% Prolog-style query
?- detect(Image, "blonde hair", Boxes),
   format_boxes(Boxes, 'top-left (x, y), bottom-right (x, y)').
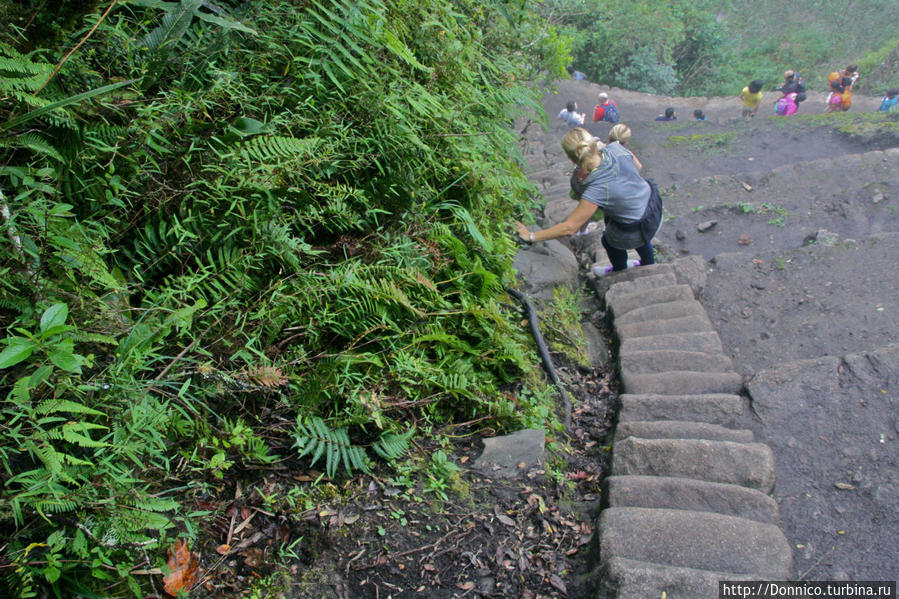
top-left (561, 127), bottom-right (602, 166)
top-left (608, 123), bottom-right (631, 145)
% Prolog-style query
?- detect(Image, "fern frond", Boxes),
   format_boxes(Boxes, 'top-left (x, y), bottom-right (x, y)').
top-left (293, 416), bottom-right (370, 478)
top-left (372, 428), bottom-right (414, 461)
top-left (239, 135), bottom-right (320, 162)
top-left (140, 0), bottom-right (204, 53)
top-left (34, 399), bottom-right (105, 417)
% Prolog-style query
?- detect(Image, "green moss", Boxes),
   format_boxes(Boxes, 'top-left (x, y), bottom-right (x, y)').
top-left (539, 287), bottom-right (590, 369)
top-left (662, 131), bottom-right (738, 153)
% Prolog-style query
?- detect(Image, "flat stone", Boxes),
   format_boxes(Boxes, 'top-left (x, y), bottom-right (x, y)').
top-left (615, 421), bottom-right (754, 443)
top-left (621, 370), bottom-right (743, 395)
top-left (612, 437), bottom-right (776, 492)
top-left (592, 556), bottom-right (755, 599)
top-left (615, 300), bottom-right (707, 326)
top-left (603, 475), bottom-right (779, 524)
top-left (593, 263), bottom-right (676, 297)
top-left (473, 429), bottom-right (544, 479)
top-left (616, 313), bottom-right (713, 339)
top-left (619, 332), bottom-right (723, 354)
top-left (598, 507), bottom-right (792, 577)
top-left (513, 240), bottom-right (578, 300)
top-left (620, 350), bottom-right (733, 374)
top-left (606, 284), bottom-right (695, 318)
top-left (618, 393), bottom-right (744, 426)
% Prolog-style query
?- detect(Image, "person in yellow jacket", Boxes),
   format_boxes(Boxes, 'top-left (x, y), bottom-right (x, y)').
top-left (740, 79), bottom-right (764, 117)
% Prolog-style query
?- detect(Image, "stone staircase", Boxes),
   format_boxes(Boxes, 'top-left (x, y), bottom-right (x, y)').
top-left (587, 264), bottom-right (792, 598)
top-left (515, 79), bottom-right (899, 593)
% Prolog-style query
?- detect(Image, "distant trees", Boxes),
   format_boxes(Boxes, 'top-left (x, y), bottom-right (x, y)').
top-left (555, 0), bottom-right (898, 96)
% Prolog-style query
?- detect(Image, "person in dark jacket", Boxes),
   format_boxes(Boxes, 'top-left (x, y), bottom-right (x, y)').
top-left (655, 107), bottom-right (677, 121)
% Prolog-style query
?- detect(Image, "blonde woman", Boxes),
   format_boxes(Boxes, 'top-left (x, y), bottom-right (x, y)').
top-left (607, 124), bottom-right (642, 172)
top-left (516, 127), bottom-right (662, 274)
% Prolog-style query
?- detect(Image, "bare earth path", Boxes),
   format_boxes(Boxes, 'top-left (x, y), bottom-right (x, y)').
top-left (522, 79), bottom-right (899, 592)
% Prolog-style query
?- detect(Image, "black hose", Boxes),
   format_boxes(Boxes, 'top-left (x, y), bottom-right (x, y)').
top-left (507, 288), bottom-right (572, 432)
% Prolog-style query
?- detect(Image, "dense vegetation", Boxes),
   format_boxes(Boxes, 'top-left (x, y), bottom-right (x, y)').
top-left (559, 0), bottom-right (899, 96)
top-left (2, 0), bottom-right (896, 596)
top-left (0, 0), bottom-right (568, 595)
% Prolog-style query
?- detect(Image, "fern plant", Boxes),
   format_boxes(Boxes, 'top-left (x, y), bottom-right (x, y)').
top-left (292, 416), bottom-right (371, 478)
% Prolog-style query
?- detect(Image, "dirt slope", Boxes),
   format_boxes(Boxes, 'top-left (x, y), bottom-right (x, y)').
top-left (533, 78), bottom-right (899, 583)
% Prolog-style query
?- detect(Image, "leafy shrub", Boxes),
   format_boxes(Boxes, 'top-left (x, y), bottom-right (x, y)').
top-left (0, 0), bottom-right (567, 595)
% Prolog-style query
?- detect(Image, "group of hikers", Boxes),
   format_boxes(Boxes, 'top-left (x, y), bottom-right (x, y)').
top-left (561, 66), bottom-right (896, 127)
top-left (538, 65), bottom-right (897, 278)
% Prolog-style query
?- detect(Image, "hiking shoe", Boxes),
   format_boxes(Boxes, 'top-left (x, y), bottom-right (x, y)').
top-left (591, 259), bottom-right (641, 278)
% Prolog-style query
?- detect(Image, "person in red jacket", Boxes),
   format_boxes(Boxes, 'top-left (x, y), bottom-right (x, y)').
top-left (593, 92), bottom-right (619, 122)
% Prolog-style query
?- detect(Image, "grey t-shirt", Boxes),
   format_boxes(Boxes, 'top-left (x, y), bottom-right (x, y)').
top-left (570, 142), bottom-right (649, 223)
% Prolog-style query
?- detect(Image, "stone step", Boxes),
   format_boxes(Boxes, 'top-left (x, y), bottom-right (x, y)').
top-left (618, 393), bottom-right (744, 426)
top-left (621, 370), bottom-right (743, 395)
top-left (620, 350), bottom-right (733, 374)
top-left (615, 300), bottom-right (706, 326)
top-left (619, 331), bottom-right (723, 354)
top-left (606, 284), bottom-right (695, 318)
top-left (592, 556), bottom-right (755, 599)
top-left (612, 437), bottom-right (775, 492)
top-left (593, 263), bottom-right (676, 296)
top-left (602, 273), bottom-right (680, 304)
top-left (598, 508), bottom-right (792, 578)
top-left (616, 313), bottom-right (713, 340)
top-left (602, 475), bottom-right (778, 524)
top-left (614, 421), bottom-right (753, 443)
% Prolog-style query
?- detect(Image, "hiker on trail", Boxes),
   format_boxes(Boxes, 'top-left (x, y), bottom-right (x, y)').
top-left (740, 79), bottom-right (764, 117)
top-left (566, 66), bottom-right (586, 81)
top-left (558, 101), bottom-right (585, 128)
top-left (693, 109), bottom-right (706, 121)
top-left (829, 65), bottom-right (859, 89)
top-left (515, 127), bottom-right (661, 275)
top-left (655, 107), bottom-right (677, 121)
top-left (880, 89), bottom-right (899, 112)
top-left (592, 92), bottom-right (620, 123)
top-left (775, 92), bottom-right (800, 116)
top-left (825, 77), bottom-right (855, 113)
top-left (775, 70), bottom-right (804, 96)
top-left (607, 124), bottom-right (642, 172)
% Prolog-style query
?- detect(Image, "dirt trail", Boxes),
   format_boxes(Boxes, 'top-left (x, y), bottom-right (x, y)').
top-left (530, 78), bottom-right (899, 585)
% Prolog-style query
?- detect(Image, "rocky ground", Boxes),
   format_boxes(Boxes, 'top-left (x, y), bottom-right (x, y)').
top-left (529, 79), bottom-right (899, 585)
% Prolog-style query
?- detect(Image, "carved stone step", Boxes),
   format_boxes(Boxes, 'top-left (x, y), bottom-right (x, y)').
top-left (603, 475), bottom-right (779, 524)
top-left (612, 437), bottom-right (775, 492)
top-left (598, 507), bottom-right (792, 577)
top-left (618, 393), bottom-right (745, 426)
top-left (614, 420), bottom-right (753, 443)
top-left (620, 350), bottom-right (733, 375)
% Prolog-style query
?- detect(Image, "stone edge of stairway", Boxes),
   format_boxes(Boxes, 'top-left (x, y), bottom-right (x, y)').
top-left (587, 261), bottom-right (793, 599)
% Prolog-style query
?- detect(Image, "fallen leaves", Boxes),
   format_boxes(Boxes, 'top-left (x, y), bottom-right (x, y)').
top-left (163, 539), bottom-right (200, 597)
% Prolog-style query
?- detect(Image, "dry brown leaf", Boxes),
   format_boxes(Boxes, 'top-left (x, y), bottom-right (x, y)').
top-left (835, 482), bottom-right (857, 490)
top-left (549, 573), bottom-right (567, 594)
top-left (215, 543), bottom-right (231, 555)
top-left (496, 513), bottom-right (515, 526)
top-left (456, 581), bottom-right (475, 591)
top-left (162, 539), bottom-right (199, 597)
top-left (242, 547), bottom-right (265, 569)
top-left (241, 365), bottom-right (288, 387)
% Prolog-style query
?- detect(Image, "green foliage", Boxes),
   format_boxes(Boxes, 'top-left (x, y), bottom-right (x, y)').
top-left (292, 416), bottom-right (371, 478)
top-left (560, 0), bottom-right (897, 96)
top-left (0, 0), bottom-right (570, 595)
